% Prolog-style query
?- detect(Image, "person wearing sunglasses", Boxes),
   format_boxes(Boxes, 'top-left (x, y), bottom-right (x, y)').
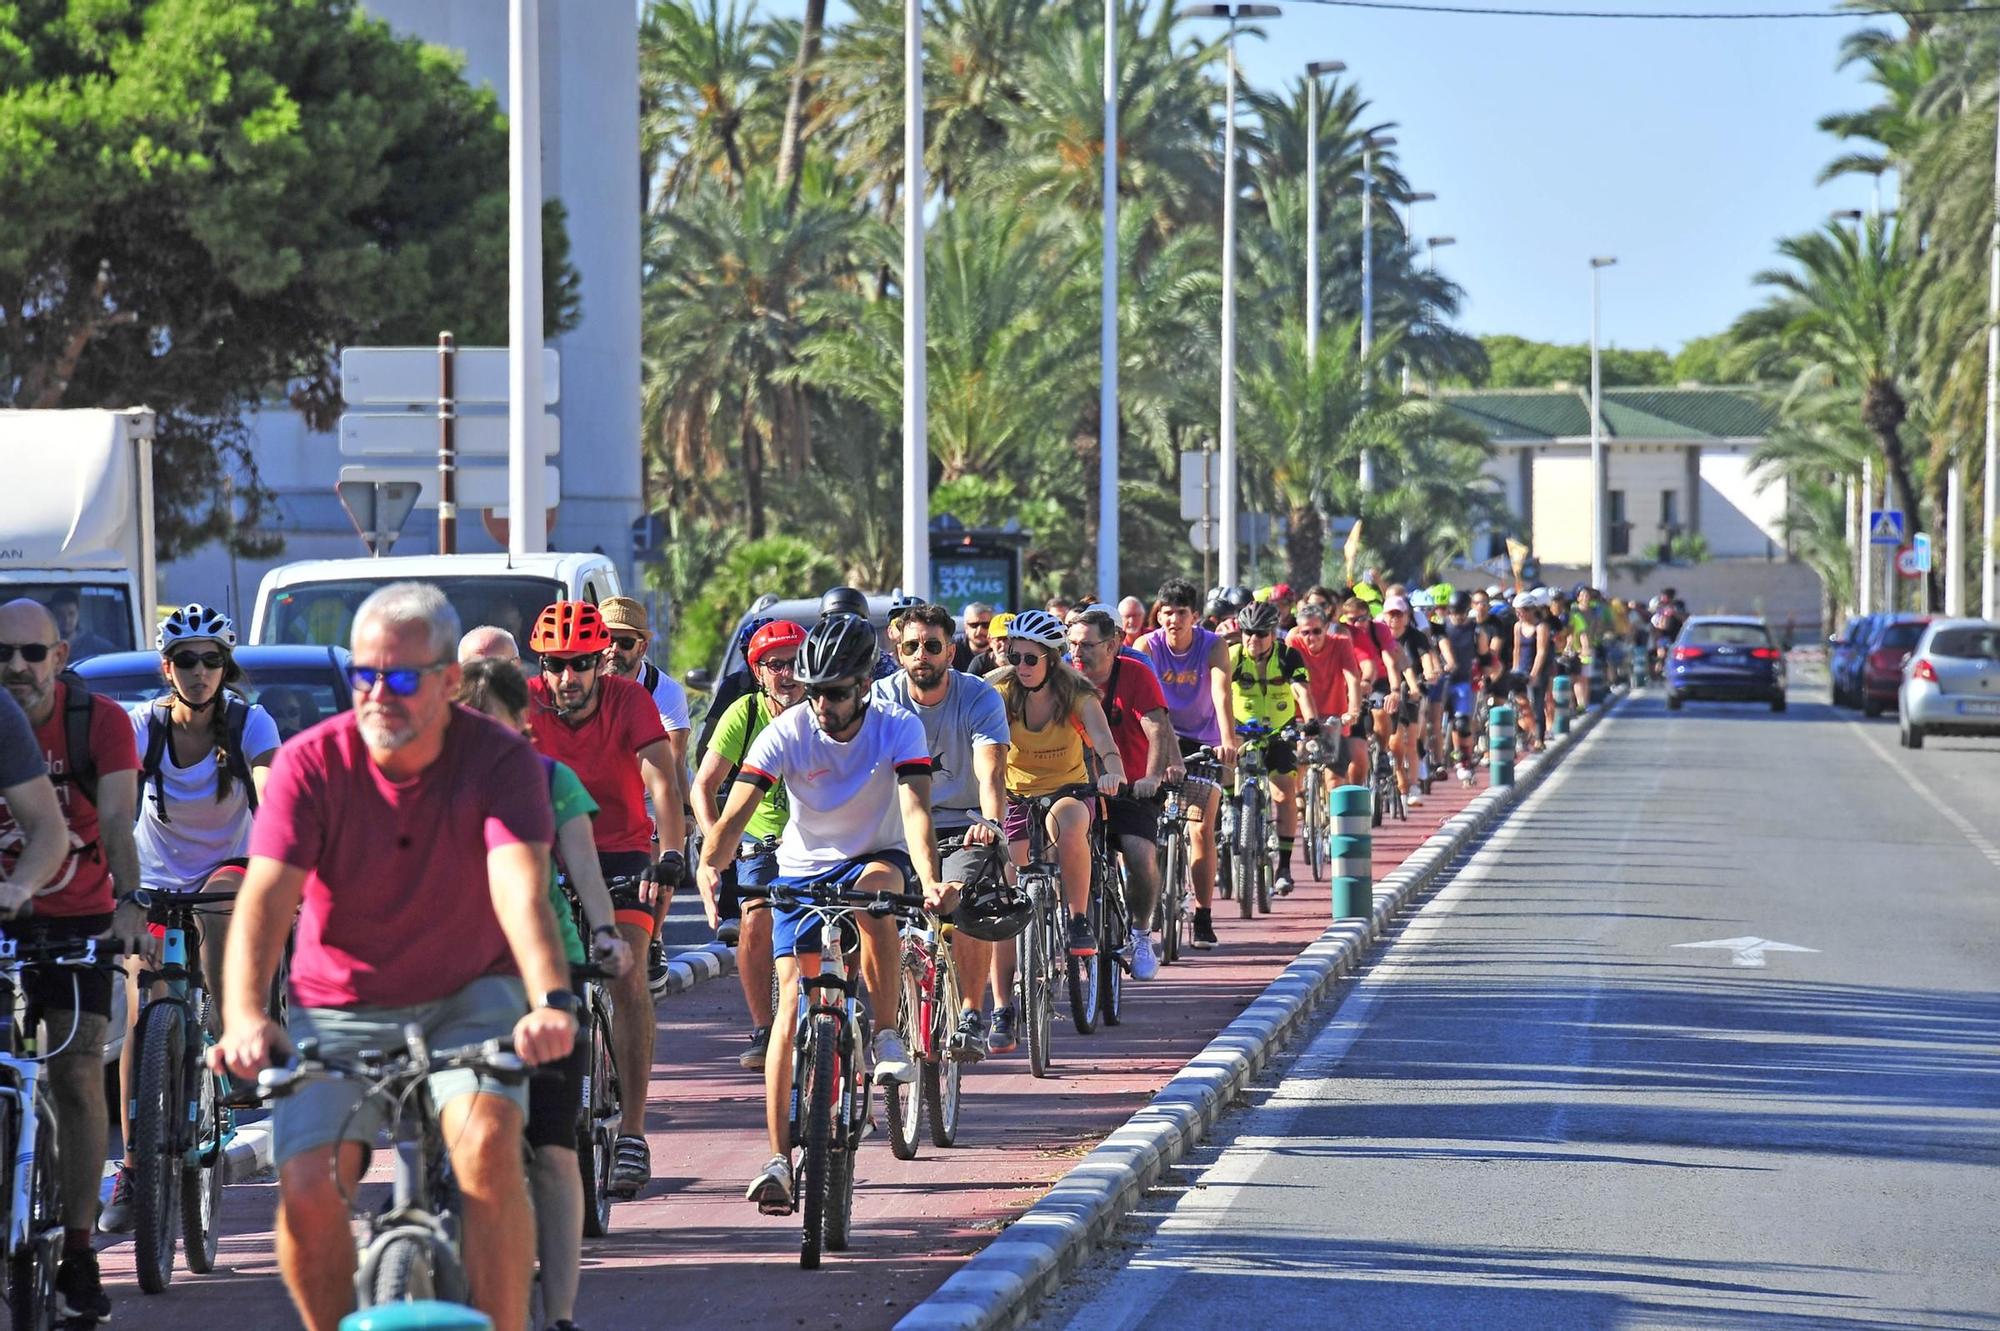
top-left (1286, 601), bottom-right (1367, 790)
top-left (523, 600), bottom-right (682, 1205)
top-left (697, 612), bottom-right (954, 1214)
top-left (0, 598), bottom-right (146, 1324)
top-left (954, 601), bottom-right (996, 671)
top-left (692, 619), bottom-right (808, 1070)
top-left (103, 603), bottom-right (281, 1236)
top-left (1228, 600), bottom-right (1320, 894)
top-left (211, 581), bottom-right (576, 1331)
top-left (597, 596), bottom-right (693, 796)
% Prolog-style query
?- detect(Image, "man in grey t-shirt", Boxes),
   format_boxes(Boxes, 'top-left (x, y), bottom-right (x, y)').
top-left (0, 688), bottom-right (69, 908)
top-left (873, 604), bottom-right (1011, 1060)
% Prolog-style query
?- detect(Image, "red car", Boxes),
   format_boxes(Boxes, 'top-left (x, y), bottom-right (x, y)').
top-left (1860, 614), bottom-right (1931, 716)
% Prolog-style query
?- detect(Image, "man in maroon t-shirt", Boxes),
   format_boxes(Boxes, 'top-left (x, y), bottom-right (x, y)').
top-left (1066, 609), bottom-right (1177, 980)
top-left (0, 598), bottom-right (144, 1322)
top-left (214, 583), bottom-right (574, 1331)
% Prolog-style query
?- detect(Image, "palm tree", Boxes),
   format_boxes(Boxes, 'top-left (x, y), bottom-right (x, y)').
top-left (640, 0), bottom-right (783, 205)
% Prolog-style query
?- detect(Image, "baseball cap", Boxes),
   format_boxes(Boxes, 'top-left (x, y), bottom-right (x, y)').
top-left (1382, 594), bottom-right (1412, 613)
top-left (598, 597), bottom-right (649, 634)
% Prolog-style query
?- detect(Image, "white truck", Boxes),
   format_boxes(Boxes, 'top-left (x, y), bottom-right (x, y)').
top-left (0, 408), bottom-right (158, 660)
top-left (249, 551), bottom-right (629, 647)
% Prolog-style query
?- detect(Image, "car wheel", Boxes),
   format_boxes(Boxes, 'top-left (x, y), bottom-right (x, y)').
top-left (1666, 692), bottom-right (1683, 712)
top-left (1770, 694), bottom-right (1786, 713)
top-left (1862, 695), bottom-right (1882, 718)
top-left (1904, 721), bottom-right (1924, 750)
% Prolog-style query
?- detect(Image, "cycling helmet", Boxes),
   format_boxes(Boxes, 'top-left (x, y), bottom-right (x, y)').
top-left (746, 620), bottom-right (808, 670)
top-left (733, 615), bottom-right (776, 658)
top-left (887, 592), bottom-right (926, 622)
top-left (1353, 582), bottom-right (1383, 605)
top-left (796, 613), bottom-right (879, 685)
top-left (157, 603), bottom-right (236, 652)
top-left (1005, 609), bottom-right (1067, 650)
top-left (1237, 601), bottom-right (1281, 635)
top-left (1202, 595), bottom-right (1233, 621)
top-left (820, 586), bottom-right (870, 619)
top-left (1512, 592), bottom-right (1537, 613)
top-left (1222, 585), bottom-right (1252, 611)
top-left (530, 601), bottom-right (612, 655)
top-left (1408, 588), bottom-right (1436, 610)
top-left (953, 873), bottom-right (1034, 943)
top-left (1451, 591), bottom-right (1473, 614)
top-left (1430, 581), bottom-right (1455, 604)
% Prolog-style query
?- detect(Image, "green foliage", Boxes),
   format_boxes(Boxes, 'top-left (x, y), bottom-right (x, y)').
top-left (1671, 334), bottom-right (1729, 385)
top-left (668, 533), bottom-right (841, 676)
top-left (1474, 335), bottom-right (1676, 390)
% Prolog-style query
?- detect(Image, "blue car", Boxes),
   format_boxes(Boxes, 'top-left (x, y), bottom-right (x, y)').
top-left (73, 644), bottom-right (353, 743)
top-left (1666, 616), bottom-right (1787, 713)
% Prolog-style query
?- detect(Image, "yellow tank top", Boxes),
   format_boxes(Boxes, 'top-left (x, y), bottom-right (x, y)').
top-left (1006, 706), bottom-right (1088, 797)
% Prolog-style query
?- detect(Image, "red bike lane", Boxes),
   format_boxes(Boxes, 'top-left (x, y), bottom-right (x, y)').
top-left (95, 773), bottom-right (1487, 1329)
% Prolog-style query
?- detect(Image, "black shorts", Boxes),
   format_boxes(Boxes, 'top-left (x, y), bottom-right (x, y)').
top-left (1104, 793), bottom-right (1162, 842)
top-left (524, 982), bottom-right (587, 1151)
top-left (2, 914), bottom-right (115, 1021)
top-left (1258, 737), bottom-right (1300, 776)
top-left (602, 850), bottom-right (657, 935)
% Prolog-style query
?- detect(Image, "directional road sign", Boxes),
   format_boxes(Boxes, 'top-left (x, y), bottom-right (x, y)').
top-left (1911, 531), bottom-right (1932, 573)
top-left (340, 346), bottom-right (560, 406)
top-left (1188, 520), bottom-right (1216, 555)
top-left (339, 464), bottom-right (562, 514)
top-left (1179, 450), bottom-right (1219, 521)
top-left (335, 480), bottom-right (423, 556)
top-left (1868, 508), bottom-right (1905, 546)
top-left (339, 412), bottom-right (562, 458)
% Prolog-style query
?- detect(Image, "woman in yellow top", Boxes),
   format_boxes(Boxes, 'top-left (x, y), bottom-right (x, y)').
top-left (989, 610), bottom-right (1123, 965)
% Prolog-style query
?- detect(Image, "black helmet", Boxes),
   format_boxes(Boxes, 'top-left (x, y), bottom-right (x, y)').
top-left (1223, 584), bottom-right (1252, 610)
top-left (887, 592), bottom-right (926, 623)
top-left (954, 874), bottom-right (1034, 943)
top-left (1237, 600), bottom-right (1281, 635)
top-left (1202, 595), bottom-right (1233, 622)
top-left (797, 613), bottom-right (878, 686)
top-left (820, 585), bottom-right (870, 619)
top-left (1451, 591), bottom-right (1473, 615)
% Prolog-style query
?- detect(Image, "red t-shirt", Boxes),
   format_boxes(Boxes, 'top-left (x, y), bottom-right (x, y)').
top-left (0, 685), bottom-right (139, 917)
top-left (1345, 620), bottom-right (1398, 683)
top-left (525, 674), bottom-right (665, 855)
top-left (1287, 629), bottom-right (1360, 719)
top-left (1095, 652), bottom-right (1169, 777)
top-left (249, 707), bottom-right (555, 1008)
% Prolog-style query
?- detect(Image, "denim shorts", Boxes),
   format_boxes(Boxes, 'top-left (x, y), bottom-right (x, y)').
top-left (770, 851), bottom-right (914, 959)
top-left (273, 974), bottom-right (528, 1166)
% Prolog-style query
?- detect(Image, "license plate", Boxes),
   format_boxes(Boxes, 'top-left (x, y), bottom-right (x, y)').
top-left (1957, 700), bottom-right (2000, 716)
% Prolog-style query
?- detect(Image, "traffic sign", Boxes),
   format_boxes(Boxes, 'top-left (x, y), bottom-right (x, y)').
top-left (339, 412), bottom-right (562, 458)
top-left (1911, 531), bottom-right (1932, 572)
top-left (1896, 545), bottom-right (1924, 578)
top-left (1188, 520), bottom-right (1216, 555)
top-left (338, 464), bottom-right (562, 514)
top-left (335, 480), bottom-right (422, 556)
top-left (1868, 508), bottom-right (1905, 546)
top-left (1179, 450), bottom-right (1219, 521)
top-left (340, 346), bottom-right (560, 406)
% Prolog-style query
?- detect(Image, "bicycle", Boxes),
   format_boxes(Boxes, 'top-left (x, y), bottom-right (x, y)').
top-left (1091, 812), bottom-right (1128, 1027)
top-left (1300, 731), bottom-right (1338, 882)
top-left (556, 878), bottom-right (621, 1239)
top-left (1012, 784), bottom-right (1105, 1055)
top-left (0, 933), bottom-right (126, 1331)
top-left (1153, 752), bottom-right (1218, 965)
top-left (125, 887), bottom-right (239, 1293)
top-left (1368, 698), bottom-right (1407, 827)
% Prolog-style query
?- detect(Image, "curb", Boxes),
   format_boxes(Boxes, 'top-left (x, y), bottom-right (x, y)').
top-left (219, 940), bottom-right (744, 1185)
top-left (895, 690), bottom-right (1628, 1331)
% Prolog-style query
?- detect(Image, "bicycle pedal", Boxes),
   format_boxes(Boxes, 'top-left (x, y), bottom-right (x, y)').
top-left (757, 1198), bottom-right (793, 1217)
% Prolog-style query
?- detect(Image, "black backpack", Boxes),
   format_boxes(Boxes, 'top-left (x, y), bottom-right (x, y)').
top-left (52, 669), bottom-right (104, 809)
top-left (138, 695), bottom-right (259, 825)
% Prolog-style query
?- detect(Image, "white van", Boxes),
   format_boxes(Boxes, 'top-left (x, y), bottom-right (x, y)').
top-left (249, 552), bottom-right (625, 647)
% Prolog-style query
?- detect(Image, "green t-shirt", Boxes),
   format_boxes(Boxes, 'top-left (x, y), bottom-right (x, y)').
top-left (546, 759), bottom-right (597, 966)
top-left (711, 693), bottom-right (790, 841)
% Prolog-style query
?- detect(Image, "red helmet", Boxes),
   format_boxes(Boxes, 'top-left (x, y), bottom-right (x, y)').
top-left (747, 619), bottom-right (808, 670)
top-left (530, 601), bottom-right (612, 655)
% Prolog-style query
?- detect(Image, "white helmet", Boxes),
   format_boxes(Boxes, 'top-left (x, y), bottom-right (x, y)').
top-left (157, 603), bottom-right (236, 652)
top-left (1512, 593), bottom-right (1537, 613)
top-left (1005, 609), bottom-right (1068, 649)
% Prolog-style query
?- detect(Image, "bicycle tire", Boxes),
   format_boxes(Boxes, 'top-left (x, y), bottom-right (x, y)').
top-left (1067, 862), bottom-right (1102, 1035)
top-left (1158, 831), bottom-right (1185, 965)
top-left (798, 1014), bottom-right (837, 1269)
top-left (886, 959), bottom-right (924, 1160)
top-left (368, 1232), bottom-right (440, 1305)
top-left (180, 1057), bottom-right (224, 1275)
top-left (824, 1028), bottom-right (862, 1252)
top-left (6, 1095), bottom-right (59, 1331)
top-left (1304, 770), bottom-right (1327, 881)
top-left (924, 965), bottom-right (962, 1148)
top-left (133, 1001), bottom-right (187, 1294)
top-left (579, 999), bottom-right (617, 1238)
top-left (1020, 888), bottom-right (1054, 1078)
top-left (1233, 790), bottom-right (1257, 921)
top-left (1098, 869), bottom-right (1125, 1026)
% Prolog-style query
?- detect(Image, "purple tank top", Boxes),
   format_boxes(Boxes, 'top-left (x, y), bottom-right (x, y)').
top-left (1140, 627), bottom-right (1221, 744)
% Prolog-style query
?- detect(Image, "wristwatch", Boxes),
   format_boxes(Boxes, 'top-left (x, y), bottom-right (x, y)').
top-left (536, 990), bottom-right (581, 1017)
top-left (121, 889), bottom-right (156, 911)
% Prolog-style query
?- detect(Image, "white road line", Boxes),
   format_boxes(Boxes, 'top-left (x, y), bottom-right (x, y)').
top-left (1847, 721), bottom-right (2000, 874)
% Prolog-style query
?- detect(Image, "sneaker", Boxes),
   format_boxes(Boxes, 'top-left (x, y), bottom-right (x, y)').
top-left (745, 1155), bottom-right (793, 1214)
top-left (1130, 929), bottom-right (1161, 981)
top-left (647, 936), bottom-right (670, 1000)
top-left (1191, 909), bottom-right (1218, 950)
top-left (1275, 874), bottom-right (1294, 897)
top-left (1067, 913), bottom-right (1097, 958)
top-left (871, 1029), bottom-right (917, 1085)
top-left (948, 1009), bottom-right (989, 1063)
top-left (97, 1164), bottom-right (135, 1234)
top-left (989, 1006), bottom-right (1019, 1054)
top-left (1454, 762), bottom-right (1473, 785)
top-left (738, 1025), bottom-right (771, 1070)
top-left (55, 1248), bottom-right (109, 1322)
top-left (607, 1134), bottom-right (650, 1201)
top-left (1408, 792), bottom-right (1425, 808)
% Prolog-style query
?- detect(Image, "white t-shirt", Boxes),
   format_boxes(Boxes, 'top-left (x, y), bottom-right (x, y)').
top-left (128, 701), bottom-right (281, 893)
top-left (740, 698), bottom-right (929, 876)
top-left (641, 662), bottom-right (691, 734)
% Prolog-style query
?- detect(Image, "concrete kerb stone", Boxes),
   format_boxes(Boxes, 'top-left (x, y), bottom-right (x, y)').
top-left (895, 688), bottom-right (1627, 1331)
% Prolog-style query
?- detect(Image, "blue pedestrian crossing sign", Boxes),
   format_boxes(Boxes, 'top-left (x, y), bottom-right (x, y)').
top-left (1868, 509), bottom-right (1905, 546)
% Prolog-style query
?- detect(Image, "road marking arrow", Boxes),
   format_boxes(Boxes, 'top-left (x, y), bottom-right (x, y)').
top-left (1672, 936), bottom-right (1819, 968)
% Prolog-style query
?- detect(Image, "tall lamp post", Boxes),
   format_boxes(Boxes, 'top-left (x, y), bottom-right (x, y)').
top-left (1423, 235), bottom-right (1455, 394)
top-left (902, 0), bottom-right (929, 597)
top-left (1358, 134), bottom-right (1394, 493)
top-left (1098, 0), bottom-right (1121, 600)
top-left (507, 0), bottom-right (547, 556)
top-left (1984, 51), bottom-right (2000, 619)
top-left (1185, 3), bottom-right (1281, 588)
top-left (1304, 59), bottom-right (1344, 363)
top-left (1589, 256), bottom-right (1617, 592)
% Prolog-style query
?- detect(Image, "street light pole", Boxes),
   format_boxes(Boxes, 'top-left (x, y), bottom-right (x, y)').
top-left (1304, 60), bottom-right (1344, 365)
top-left (902, 0), bottom-right (929, 597)
top-left (507, 0), bottom-right (547, 556)
top-left (1589, 256), bottom-right (1617, 592)
top-left (1099, 0), bottom-right (1120, 600)
top-left (1984, 47), bottom-right (2000, 619)
top-left (1358, 134), bottom-right (1394, 493)
top-left (1423, 235), bottom-right (1454, 396)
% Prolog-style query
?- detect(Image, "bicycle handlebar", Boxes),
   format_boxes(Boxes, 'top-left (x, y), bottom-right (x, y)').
top-left (255, 1030), bottom-right (528, 1102)
top-left (0, 935), bottom-right (131, 969)
top-left (737, 882), bottom-right (931, 917)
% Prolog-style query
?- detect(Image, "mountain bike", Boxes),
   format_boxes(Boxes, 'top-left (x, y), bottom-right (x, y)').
top-left (1089, 810), bottom-right (1127, 1027)
top-left (557, 879), bottom-right (621, 1238)
top-left (1011, 784), bottom-right (1101, 1071)
top-left (1229, 722), bottom-right (1288, 919)
top-left (1154, 751), bottom-right (1218, 965)
top-left (1300, 731), bottom-right (1335, 882)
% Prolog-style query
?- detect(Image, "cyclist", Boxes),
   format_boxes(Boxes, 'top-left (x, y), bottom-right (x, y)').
top-left (454, 656), bottom-right (631, 1331)
top-left (1441, 593), bottom-right (1483, 784)
top-left (102, 604), bottom-right (281, 1235)
top-left (954, 602), bottom-right (996, 671)
top-left (0, 689), bottom-right (67, 899)
top-left (1408, 589), bottom-right (1453, 788)
top-left (1066, 608), bottom-right (1174, 980)
top-left (1377, 594), bottom-right (1432, 806)
top-left (1116, 597), bottom-right (1149, 648)
top-left (1226, 600), bottom-right (1319, 894)
top-left (0, 598), bottom-right (146, 1325)
top-left (989, 611), bottom-right (1123, 1018)
top-left (967, 612), bottom-right (1011, 677)
top-left (692, 616), bottom-right (774, 765)
top-left (1342, 597), bottom-right (1406, 800)
top-left (823, 585), bottom-right (898, 680)
top-left (692, 620), bottom-right (810, 1070)
top-left (212, 582), bottom-right (577, 1331)
top-left (1287, 601), bottom-right (1366, 788)
top-left (599, 596), bottom-right (693, 794)
top-left (1137, 579), bottom-right (1238, 949)
top-left (1570, 585), bottom-right (1608, 710)
top-left (524, 600), bottom-right (682, 1203)
top-left (874, 603), bottom-right (1013, 1055)
top-left (693, 613), bottom-right (952, 1213)
top-left (1513, 593), bottom-right (1553, 752)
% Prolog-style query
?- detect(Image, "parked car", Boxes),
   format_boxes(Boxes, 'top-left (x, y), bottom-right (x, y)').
top-left (1898, 618), bottom-right (2000, 748)
top-left (1829, 613), bottom-right (1878, 708)
top-left (73, 644), bottom-right (353, 743)
top-left (1858, 614), bottom-right (1931, 717)
top-left (1666, 616), bottom-right (1788, 712)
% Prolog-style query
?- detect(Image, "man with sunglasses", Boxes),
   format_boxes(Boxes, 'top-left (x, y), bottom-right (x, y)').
top-left (598, 596), bottom-right (693, 788)
top-left (874, 603), bottom-right (1011, 1056)
top-left (953, 602), bottom-right (995, 671)
top-left (1227, 601), bottom-right (1319, 894)
top-left (0, 599), bottom-right (145, 1323)
top-left (1286, 601), bottom-right (1366, 789)
top-left (524, 600), bottom-right (682, 1204)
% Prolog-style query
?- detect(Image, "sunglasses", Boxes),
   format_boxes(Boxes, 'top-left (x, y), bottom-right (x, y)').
top-left (540, 654), bottom-right (601, 676)
top-left (898, 637), bottom-right (949, 658)
top-left (1296, 628), bottom-right (1324, 638)
top-left (347, 661), bottom-right (448, 697)
top-left (1006, 650), bottom-right (1046, 668)
top-left (1245, 629), bottom-right (1274, 639)
top-left (806, 682), bottom-right (861, 704)
top-left (169, 651), bottom-right (226, 671)
top-left (609, 635), bottom-right (644, 652)
top-left (966, 620), bottom-right (993, 632)
top-left (758, 656), bottom-right (798, 675)
top-left (0, 642), bottom-right (54, 665)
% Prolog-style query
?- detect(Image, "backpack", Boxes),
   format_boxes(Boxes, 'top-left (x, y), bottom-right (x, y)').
top-left (139, 696), bottom-right (259, 825)
top-left (54, 669), bottom-right (101, 809)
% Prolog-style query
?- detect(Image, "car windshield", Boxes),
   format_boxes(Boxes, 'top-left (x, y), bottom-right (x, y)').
top-left (1879, 623), bottom-right (1926, 651)
top-left (263, 576), bottom-right (563, 648)
top-left (4, 581), bottom-right (135, 663)
top-left (1687, 624), bottom-right (1770, 648)
top-left (1929, 627), bottom-right (2000, 661)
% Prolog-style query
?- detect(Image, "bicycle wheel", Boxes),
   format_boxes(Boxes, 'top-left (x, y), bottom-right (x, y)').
top-left (1019, 888), bottom-right (1054, 1078)
top-left (1098, 866), bottom-right (1126, 1027)
top-left (180, 1057), bottom-right (224, 1275)
top-left (1303, 770), bottom-right (1327, 881)
top-left (578, 998), bottom-right (617, 1238)
top-left (1233, 791), bottom-right (1257, 921)
top-left (368, 1232), bottom-right (439, 1304)
top-left (1157, 831), bottom-right (1185, 965)
top-left (1255, 814), bottom-right (1274, 915)
top-left (798, 1014), bottom-right (838, 1269)
top-left (1066, 863), bottom-right (1102, 1035)
top-left (6, 1095), bottom-right (59, 1331)
top-left (824, 1025), bottom-right (862, 1252)
top-left (886, 956), bottom-right (924, 1161)
top-left (923, 982), bottom-right (961, 1147)
top-left (133, 1001), bottom-right (187, 1293)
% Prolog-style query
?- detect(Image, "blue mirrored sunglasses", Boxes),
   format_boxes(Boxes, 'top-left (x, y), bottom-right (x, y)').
top-left (346, 661), bottom-right (448, 697)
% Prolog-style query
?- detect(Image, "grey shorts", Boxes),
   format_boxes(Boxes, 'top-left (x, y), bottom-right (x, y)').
top-left (273, 974), bottom-right (529, 1167)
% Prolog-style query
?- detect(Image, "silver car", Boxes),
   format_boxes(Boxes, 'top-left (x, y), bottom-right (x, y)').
top-left (1897, 618), bottom-right (2000, 748)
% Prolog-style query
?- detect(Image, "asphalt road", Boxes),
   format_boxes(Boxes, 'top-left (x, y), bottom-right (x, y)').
top-left (1040, 684), bottom-right (2000, 1331)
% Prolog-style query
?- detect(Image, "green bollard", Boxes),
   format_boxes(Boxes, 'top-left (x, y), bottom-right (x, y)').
top-left (1551, 674), bottom-right (1571, 736)
top-left (1329, 784), bottom-right (1373, 919)
top-left (341, 1303), bottom-right (493, 1331)
top-left (1488, 704), bottom-right (1516, 787)
top-left (1629, 646), bottom-right (1646, 691)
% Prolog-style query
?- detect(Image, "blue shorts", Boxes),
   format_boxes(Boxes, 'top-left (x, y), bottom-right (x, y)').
top-left (771, 850), bottom-right (916, 959)
top-left (1449, 682), bottom-right (1476, 717)
top-left (719, 837), bottom-right (780, 922)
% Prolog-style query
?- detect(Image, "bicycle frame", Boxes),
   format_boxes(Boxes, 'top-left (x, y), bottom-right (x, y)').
top-left (136, 895), bottom-right (236, 1170)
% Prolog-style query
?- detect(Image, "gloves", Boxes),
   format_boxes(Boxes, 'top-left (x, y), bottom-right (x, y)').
top-left (645, 850), bottom-right (687, 888)
top-left (1302, 720), bottom-right (1322, 738)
